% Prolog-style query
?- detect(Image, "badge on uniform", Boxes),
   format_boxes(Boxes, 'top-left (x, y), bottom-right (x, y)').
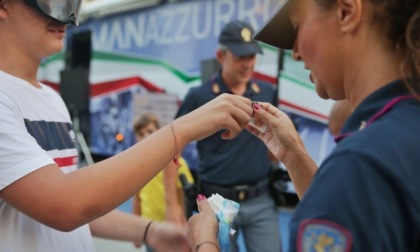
top-left (298, 219), bottom-right (352, 252)
top-left (251, 82), bottom-right (260, 93)
top-left (212, 83), bottom-right (220, 94)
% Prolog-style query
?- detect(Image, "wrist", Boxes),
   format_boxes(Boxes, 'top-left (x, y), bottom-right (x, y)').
top-left (142, 220), bottom-right (153, 245)
top-left (282, 140), bottom-right (309, 167)
top-left (172, 117), bottom-right (194, 143)
top-left (195, 240), bottom-right (220, 252)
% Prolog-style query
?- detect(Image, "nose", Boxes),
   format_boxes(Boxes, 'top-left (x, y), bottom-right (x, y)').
top-left (241, 55), bottom-right (256, 68)
top-left (292, 47), bottom-right (301, 61)
top-left (292, 39), bottom-right (302, 61)
top-left (242, 60), bottom-right (252, 68)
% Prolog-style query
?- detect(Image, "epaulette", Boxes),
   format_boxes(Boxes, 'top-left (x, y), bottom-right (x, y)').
top-left (212, 82), bottom-right (220, 94)
top-left (251, 82), bottom-right (260, 93)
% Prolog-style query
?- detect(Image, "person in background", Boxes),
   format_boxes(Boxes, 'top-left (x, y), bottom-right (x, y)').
top-left (188, 0), bottom-right (420, 250)
top-left (132, 113), bottom-right (194, 251)
top-left (177, 20), bottom-right (281, 252)
top-left (0, 0), bottom-right (254, 251)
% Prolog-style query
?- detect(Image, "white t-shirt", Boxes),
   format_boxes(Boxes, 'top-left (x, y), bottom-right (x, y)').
top-left (0, 71), bottom-right (95, 251)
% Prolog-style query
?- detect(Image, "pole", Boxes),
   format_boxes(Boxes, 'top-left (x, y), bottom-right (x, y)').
top-left (72, 109), bottom-right (94, 166)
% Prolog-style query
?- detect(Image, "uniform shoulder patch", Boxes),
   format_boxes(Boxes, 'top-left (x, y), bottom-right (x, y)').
top-left (297, 219), bottom-right (352, 252)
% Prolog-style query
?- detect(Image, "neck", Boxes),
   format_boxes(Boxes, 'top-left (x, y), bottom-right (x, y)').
top-left (342, 33), bottom-right (404, 108)
top-left (0, 43), bottom-right (41, 88)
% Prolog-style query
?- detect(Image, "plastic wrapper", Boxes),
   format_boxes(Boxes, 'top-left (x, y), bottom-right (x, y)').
top-left (249, 117), bottom-right (268, 133)
top-left (207, 193), bottom-right (240, 252)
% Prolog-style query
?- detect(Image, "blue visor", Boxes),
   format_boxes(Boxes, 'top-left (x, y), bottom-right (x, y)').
top-left (24, 0), bottom-right (82, 26)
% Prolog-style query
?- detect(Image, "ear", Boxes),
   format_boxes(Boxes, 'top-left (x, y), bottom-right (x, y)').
top-left (216, 49), bottom-right (225, 64)
top-left (0, 0), bottom-right (9, 20)
top-left (336, 0), bottom-right (362, 33)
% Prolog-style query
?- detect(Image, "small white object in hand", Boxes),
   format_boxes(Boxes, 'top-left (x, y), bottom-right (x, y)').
top-left (249, 117), bottom-right (268, 133)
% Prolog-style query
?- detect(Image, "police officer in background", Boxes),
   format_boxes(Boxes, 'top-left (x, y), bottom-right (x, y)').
top-left (176, 20), bottom-right (281, 252)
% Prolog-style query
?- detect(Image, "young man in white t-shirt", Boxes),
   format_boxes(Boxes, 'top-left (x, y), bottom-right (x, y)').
top-left (0, 0), bottom-right (254, 251)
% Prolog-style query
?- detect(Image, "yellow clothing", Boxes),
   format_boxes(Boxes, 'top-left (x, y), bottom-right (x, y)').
top-left (138, 157), bottom-right (194, 221)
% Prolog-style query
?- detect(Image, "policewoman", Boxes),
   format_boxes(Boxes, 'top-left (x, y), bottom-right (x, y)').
top-left (250, 0), bottom-right (420, 251)
top-left (187, 0), bottom-right (420, 251)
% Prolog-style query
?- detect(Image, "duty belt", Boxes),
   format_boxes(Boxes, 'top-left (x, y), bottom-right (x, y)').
top-left (201, 178), bottom-right (270, 202)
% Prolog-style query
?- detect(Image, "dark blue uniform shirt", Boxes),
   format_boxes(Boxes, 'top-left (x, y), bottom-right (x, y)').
top-left (289, 80), bottom-right (420, 251)
top-left (176, 71), bottom-right (277, 186)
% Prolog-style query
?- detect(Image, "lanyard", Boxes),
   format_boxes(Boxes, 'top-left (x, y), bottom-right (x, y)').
top-left (334, 95), bottom-right (418, 143)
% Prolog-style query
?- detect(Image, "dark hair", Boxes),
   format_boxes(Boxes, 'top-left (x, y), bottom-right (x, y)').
top-left (315, 0), bottom-right (420, 93)
top-left (133, 113), bottom-right (160, 134)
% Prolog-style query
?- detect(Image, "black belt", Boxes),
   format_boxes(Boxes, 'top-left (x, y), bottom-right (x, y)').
top-left (200, 178), bottom-right (270, 202)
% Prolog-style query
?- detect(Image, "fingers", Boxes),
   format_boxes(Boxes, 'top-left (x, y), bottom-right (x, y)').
top-left (180, 94), bottom-right (253, 141)
top-left (252, 102), bottom-right (278, 119)
top-left (189, 194), bottom-right (218, 243)
top-left (207, 95), bottom-right (253, 139)
top-left (220, 95), bottom-right (253, 139)
top-left (219, 111), bottom-right (248, 140)
top-left (252, 102), bottom-right (292, 128)
top-left (196, 194), bottom-right (212, 213)
top-left (248, 102), bottom-right (276, 133)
